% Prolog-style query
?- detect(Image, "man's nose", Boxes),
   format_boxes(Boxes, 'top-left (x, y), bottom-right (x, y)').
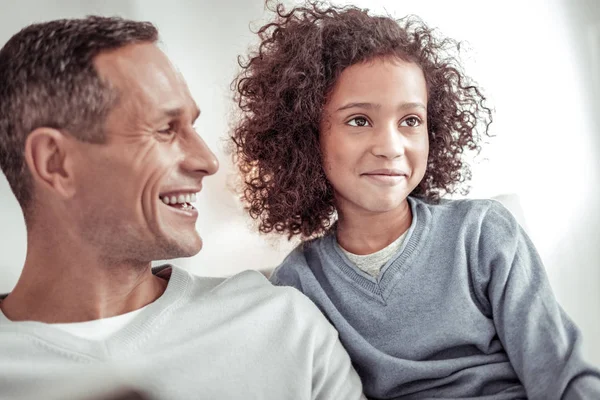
top-left (181, 132), bottom-right (219, 176)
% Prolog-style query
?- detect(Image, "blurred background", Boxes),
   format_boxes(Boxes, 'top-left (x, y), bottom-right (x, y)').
top-left (0, 0), bottom-right (598, 366)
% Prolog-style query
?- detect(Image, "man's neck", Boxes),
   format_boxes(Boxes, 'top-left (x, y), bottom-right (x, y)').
top-left (0, 236), bottom-right (168, 324)
top-left (336, 199), bottom-right (412, 255)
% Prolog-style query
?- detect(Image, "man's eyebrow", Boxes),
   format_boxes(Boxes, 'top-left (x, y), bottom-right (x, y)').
top-left (160, 106), bottom-right (201, 122)
top-left (162, 107), bottom-right (183, 118)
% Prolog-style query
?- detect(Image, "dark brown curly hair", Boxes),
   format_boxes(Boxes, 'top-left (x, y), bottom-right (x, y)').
top-left (231, 1), bottom-right (492, 239)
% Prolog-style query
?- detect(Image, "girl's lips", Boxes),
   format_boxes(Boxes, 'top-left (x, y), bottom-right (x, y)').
top-left (362, 168), bottom-right (407, 176)
top-left (362, 173), bottom-right (407, 186)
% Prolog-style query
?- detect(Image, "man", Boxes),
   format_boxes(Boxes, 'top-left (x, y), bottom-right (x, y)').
top-left (0, 16), bottom-right (364, 399)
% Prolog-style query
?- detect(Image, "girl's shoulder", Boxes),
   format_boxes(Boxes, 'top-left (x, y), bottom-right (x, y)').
top-left (410, 196), bottom-right (520, 240)
top-left (411, 195), bottom-right (514, 224)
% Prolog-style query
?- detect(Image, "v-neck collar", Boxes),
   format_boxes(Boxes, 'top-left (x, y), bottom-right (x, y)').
top-left (319, 197), bottom-right (431, 304)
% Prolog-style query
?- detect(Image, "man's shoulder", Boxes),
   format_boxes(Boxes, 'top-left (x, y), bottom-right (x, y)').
top-left (193, 269), bottom-right (272, 296)
top-left (187, 269), bottom-right (317, 314)
top-left (177, 268), bottom-right (333, 341)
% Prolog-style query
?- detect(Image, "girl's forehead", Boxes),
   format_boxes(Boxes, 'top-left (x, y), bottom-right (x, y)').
top-left (326, 58), bottom-right (427, 105)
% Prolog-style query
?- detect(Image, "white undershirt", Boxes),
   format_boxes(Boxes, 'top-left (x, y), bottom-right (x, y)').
top-left (50, 306), bottom-right (148, 340)
top-left (339, 231), bottom-right (408, 277)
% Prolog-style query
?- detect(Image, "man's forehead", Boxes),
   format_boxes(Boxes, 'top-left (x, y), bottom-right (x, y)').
top-left (94, 42), bottom-right (195, 114)
top-left (95, 42), bottom-right (168, 78)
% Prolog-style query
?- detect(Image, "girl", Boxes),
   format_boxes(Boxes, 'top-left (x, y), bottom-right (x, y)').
top-left (231, 2), bottom-right (600, 399)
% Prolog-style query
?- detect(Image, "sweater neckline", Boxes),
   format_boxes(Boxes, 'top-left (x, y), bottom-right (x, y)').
top-left (320, 197), bottom-right (430, 303)
top-left (0, 264), bottom-right (192, 360)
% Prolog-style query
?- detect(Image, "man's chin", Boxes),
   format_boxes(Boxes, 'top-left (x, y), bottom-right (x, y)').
top-left (177, 241), bottom-right (203, 258)
top-left (155, 235), bottom-right (203, 260)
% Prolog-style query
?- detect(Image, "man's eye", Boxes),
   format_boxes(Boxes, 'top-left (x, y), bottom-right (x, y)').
top-left (158, 124), bottom-right (175, 135)
top-left (400, 116), bottom-right (421, 128)
top-left (347, 117), bottom-right (371, 127)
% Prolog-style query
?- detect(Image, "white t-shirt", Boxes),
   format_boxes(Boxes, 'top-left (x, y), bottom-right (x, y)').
top-left (339, 230), bottom-right (407, 277)
top-left (51, 306), bottom-right (147, 340)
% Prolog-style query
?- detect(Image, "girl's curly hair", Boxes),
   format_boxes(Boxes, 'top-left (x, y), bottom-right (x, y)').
top-left (231, 1), bottom-right (492, 239)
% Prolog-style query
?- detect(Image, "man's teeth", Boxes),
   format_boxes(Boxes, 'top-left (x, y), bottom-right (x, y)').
top-left (160, 193), bottom-right (197, 205)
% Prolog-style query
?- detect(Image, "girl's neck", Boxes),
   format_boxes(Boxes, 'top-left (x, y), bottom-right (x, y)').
top-left (336, 199), bottom-right (412, 255)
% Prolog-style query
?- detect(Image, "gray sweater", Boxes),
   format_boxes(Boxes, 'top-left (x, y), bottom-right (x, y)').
top-left (271, 197), bottom-right (600, 400)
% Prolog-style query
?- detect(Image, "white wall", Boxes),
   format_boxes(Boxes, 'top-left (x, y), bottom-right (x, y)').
top-left (1, 0), bottom-right (598, 365)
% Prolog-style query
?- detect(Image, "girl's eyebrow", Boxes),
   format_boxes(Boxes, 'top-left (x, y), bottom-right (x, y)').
top-left (336, 102), bottom-right (380, 112)
top-left (335, 101), bottom-right (426, 113)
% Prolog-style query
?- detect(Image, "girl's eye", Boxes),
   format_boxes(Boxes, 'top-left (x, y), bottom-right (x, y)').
top-left (347, 117), bottom-right (371, 127)
top-left (400, 116), bottom-right (421, 128)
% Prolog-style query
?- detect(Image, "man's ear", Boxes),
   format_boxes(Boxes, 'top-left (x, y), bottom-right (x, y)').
top-left (24, 128), bottom-right (76, 199)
